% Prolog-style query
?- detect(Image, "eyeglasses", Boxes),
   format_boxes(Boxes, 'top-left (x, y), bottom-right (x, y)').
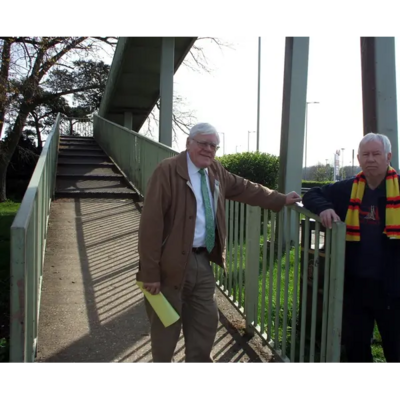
top-left (192, 138), bottom-right (219, 152)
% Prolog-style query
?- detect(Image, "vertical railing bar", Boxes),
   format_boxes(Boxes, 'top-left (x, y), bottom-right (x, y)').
top-left (309, 221), bottom-right (320, 362)
top-left (274, 211), bottom-right (284, 350)
top-left (326, 225), bottom-right (337, 361)
top-left (33, 188), bottom-right (40, 351)
top-left (327, 223), bottom-right (346, 362)
top-left (290, 212), bottom-right (301, 362)
top-left (300, 216), bottom-right (310, 362)
top-left (225, 200), bottom-right (229, 292)
top-left (239, 203), bottom-right (245, 307)
top-left (320, 227), bottom-right (332, 362)
top-left (282, 207), bottom-right (291, 359)
top-left (267, 212), bottom-right (276, 341)
top-left (260, 209), bottom-right (268, 333)
top-left (233, 201), bottom-right (239, 303)
top-left (228, 200), bottom-right (234, 296)
top-left (26, 215), bottom-right (35, 361)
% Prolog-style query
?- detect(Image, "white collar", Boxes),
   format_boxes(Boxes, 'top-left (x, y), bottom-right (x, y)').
top-left (187, 152), bottom-right (208, 176)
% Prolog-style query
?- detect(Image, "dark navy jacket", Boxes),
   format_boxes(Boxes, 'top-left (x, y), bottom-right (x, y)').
top-left (302, 176), bottom-right (400, 299)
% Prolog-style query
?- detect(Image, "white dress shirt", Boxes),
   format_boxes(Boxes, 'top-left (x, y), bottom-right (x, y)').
top-left (187, 152), bottom-right (215, 247)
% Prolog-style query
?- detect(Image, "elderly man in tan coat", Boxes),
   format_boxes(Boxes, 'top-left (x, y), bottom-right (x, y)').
top-left (137, 122), bottom-right (301, 362)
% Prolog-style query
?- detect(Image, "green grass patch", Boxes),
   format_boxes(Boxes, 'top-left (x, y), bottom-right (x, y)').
top-left (372, 325), bottom-right (385, 362)
top-left (0, 200), bottom-right (20, 362)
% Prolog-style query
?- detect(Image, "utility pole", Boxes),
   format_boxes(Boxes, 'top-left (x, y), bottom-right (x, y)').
top-left (247, 130), bottom-right (255, 152)
top-left (220, 132), bottom-right (225, 155)
top-left (341, 148), bottom-right (345, 180)
top-left (304, 101), bottom-right (320, 171)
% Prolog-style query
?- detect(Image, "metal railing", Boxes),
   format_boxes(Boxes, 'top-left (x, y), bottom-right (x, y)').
top-left (93, 115), bottom-right (177, 197)
top-left (9, 113), bottom-right (61, 362)
top-left (214, 201), bottom-right (346, 362)
top-left (60, 117), bottom-right (93, 137)
top-left (93, 116), bottom-right (346, 362)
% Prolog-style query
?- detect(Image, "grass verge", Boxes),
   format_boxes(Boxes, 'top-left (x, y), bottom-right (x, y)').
top-left (0, 200), bottom-right (20, 362)
top-left (217, 236), bottom-right (386, 362)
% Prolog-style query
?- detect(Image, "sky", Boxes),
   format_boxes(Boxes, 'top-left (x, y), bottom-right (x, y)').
top-left (2, 35), bottom-right (399, 169)
top-left (139, 36), bottom-right (400, 168)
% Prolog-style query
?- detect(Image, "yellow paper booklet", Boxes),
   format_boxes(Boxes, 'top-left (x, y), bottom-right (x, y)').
top-left (136, 281), bottom-right (180, 327)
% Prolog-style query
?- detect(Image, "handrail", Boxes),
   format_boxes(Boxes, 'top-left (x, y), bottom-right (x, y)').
top-left (9, 113), bottom-right (61, 362)
top-left (94, 114), bottom-right (179, 154)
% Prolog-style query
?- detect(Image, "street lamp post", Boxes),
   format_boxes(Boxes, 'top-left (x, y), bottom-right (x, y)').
top-left (304, 101), bottom-right (320, 174)
top-left (219, 132), bottom-right (225, 155)
top-left (248, 130), bottom-right (255, 152)
top-left (341, 148), bottom-right (345, 180)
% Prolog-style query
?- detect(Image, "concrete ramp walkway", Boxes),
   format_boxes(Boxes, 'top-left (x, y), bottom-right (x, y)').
top-left (36, 134), bottom-right (273, 362)
top-left (37, 197), bottom-right (274, 362)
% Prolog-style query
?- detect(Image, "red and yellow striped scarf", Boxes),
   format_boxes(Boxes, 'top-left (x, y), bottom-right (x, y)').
top-left (345, 167), bottom-right (400, 241)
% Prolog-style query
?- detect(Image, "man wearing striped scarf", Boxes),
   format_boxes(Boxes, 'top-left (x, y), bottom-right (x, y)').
top-left (303, 133), bottom-right (400, 362)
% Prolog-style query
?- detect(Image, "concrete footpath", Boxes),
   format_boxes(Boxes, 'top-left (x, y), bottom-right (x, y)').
top-left (37, 198), bottom-right (274, 363)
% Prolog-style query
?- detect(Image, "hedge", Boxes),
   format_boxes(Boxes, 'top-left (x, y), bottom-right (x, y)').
top-left (217, 152), bottom-right (280, 190)
top-left (301, 180), bottom-right (334, 189)
top-left (216, 153), bottom-right (334, 191)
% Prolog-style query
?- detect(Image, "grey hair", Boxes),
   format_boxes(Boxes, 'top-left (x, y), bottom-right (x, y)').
top-left (358, 132), bottom-right (392, 156)
top-left (188, 122), bottom-right (220, 144)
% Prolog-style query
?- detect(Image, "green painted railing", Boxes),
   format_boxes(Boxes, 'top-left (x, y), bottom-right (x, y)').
top-left (94, 117), bottom-right (346, 362)
top-left (9, 113), bottom-right (61, 362)
top-left (93, 115), bottom-right (178, 197)
top-left (214, 201), bottom-right (346, 362)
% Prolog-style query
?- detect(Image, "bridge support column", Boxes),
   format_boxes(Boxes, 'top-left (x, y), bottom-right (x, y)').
top-left (361, 37), bottom-right (399, 171)
top-left (278, 38), bottom-right (309, 195)
top-left (278, 37), bottom-right (309, 240)
top-left (159, 37), bottom-right (175, 147)
top-left (124, 111), bottom-right (133, 130)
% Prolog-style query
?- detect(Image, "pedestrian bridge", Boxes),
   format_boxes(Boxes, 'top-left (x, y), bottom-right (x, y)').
top-left (9, 36), bottom-right (355, 362)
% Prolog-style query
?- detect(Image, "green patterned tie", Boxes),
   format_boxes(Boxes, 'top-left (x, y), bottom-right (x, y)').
top-left (199, 169), bottom-right (215, 253)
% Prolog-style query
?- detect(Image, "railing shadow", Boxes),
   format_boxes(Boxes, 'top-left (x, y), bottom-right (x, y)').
top-left (39, 196), bottom-right (275, 363)
top-left (39, 198), bottom-right (150, 362)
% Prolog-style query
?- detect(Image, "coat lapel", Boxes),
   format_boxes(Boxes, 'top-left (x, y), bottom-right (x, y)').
top-left (176, 150), bottom-right (190, 181)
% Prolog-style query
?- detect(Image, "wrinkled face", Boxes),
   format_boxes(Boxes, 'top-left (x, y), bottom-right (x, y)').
top-left (358, 139), bottom-right (391, 178)
top-left (186, 133), bottom-right (219, 169)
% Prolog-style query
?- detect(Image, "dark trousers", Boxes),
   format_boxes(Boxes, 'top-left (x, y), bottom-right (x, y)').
top-left (342, 277), bottom-right (400, 362)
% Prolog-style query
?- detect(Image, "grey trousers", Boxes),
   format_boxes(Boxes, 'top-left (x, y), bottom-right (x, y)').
top-left (145, 250), bottom-right (219, 362)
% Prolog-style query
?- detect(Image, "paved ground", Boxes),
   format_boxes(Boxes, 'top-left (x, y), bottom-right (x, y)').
top-left (37, 198), bottom-right (274, 363)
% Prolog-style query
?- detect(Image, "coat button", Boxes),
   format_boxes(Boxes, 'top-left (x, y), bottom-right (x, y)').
top-left (182, 251), bottom-right (186, 255)
top-left (189, 216), bottom-right (193, 220)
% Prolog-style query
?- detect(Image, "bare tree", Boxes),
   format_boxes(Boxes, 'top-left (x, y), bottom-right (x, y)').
top-left (144, 95), bottom-right (196, 146)
top-left (142, 37), bottom-right (234, 142)
top-left (0, 36), bottom-right (232, 200)
top-left (183, 37), bottom-right (234, 73)
top-left (0, 37), bottom-right (116, 201)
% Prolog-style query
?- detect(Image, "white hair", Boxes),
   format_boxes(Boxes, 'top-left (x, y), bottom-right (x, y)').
top-left (358, 132), bottom-right (392, 156)
top-left (188, 122), bottom-right (220, 144)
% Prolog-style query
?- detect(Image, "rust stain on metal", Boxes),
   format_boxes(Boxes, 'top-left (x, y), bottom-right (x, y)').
top-left (11, 279), bottom-right (25, 323)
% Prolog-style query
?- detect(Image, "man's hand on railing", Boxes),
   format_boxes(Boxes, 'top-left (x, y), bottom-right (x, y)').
top-left (285, 191), bottom-right (302, 205)
top-left (143, 282), bottom-right (161, 295)
top-left (319, 209), bottom-right (341, 229)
